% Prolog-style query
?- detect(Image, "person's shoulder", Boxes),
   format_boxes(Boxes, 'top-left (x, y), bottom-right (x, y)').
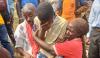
top-left (16, 21), bottom-right (26, 31)
top-left (34, 16), bottom-right (40, 22)
top-left (69, 38), bottom-right (82, 45)
top-left (18, 21), bottom-right (25, 27)
top-left (54, 16), bottom-right (68, 24)
top-left (57, 16), bottom-right (67, 21)
top-left (34, 16), bottom-right (41, 25)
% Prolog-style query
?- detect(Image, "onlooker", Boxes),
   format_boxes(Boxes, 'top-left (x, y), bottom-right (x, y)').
top-left (7, 0), bottom-right (14, 29)
top-left (16, 0), bottom-right (39, 23)
top-left (0, 13), bottom-right (14, 58)
top-left (15, 3), bottom-right (39, 58)
top-left (75, 2), bottom-right (89, 21)
top-left (61, 0), bottom-right (76, 22)
top-left (61, 0), bottom-right (87, 22)
top-left (76, 0), bottom-right (86, 9)
top-left (88, 0), bottom-right (100, 58)
top-left (0, 0), bottom-right (15, 57)
top-left (0, 0), bottom-right (15, 45)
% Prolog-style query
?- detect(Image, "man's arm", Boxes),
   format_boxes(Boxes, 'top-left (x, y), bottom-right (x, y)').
top-left (36, 30), bottom-right (46, 41)
top-left (16, 47), bottom-right (33, 58)
top-left (16, 47), bottom-right (25, 56)
top-left (7, 0), bottom-right (15, 46)
top-left (15, 25), bottom-right (33, 58)
top-left (7, 0), bottom-right (14, 15)
top-left (16, 0), bottom-right (23, 23)
top-left (33, 33), bottom-right (56, 55)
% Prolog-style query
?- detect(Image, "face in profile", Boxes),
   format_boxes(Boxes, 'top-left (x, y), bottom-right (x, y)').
top-left (63, 23), bottom-right (77, 40)
top-left (55, 23), bottom-right (76, 43)
top-left (41, 16), bottom-right (55, 30)
top-left (41, 18), bottom-right (53, 31)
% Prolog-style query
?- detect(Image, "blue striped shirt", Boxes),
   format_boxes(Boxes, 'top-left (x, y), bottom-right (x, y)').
top-left (87, 0), bottom-right (100, 37)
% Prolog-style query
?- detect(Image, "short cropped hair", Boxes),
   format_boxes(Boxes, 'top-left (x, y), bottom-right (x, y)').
top-left (37, 2), bottom-right (54, 24)
top-left (71, 18), bottom-right (89, 37)
top-left (22, 3), bottom-right (36, 16)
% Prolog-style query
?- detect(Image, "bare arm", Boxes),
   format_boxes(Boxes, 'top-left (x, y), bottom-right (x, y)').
top-left (16, 47), bottom-right (25, 56)
top-left (33, 33), bottom-right (56, 56)
top-left (16, 0), bottom-right (22, 18)
top-left (16, 47), bottom-right (33, 58)
top-left (16, 0), bottom-right (23, 23)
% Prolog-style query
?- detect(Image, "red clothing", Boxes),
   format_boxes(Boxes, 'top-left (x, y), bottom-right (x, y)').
top-left (53, 38), bottom-right (82, 58)
top-left (26, 23), bottom-right (39, 58)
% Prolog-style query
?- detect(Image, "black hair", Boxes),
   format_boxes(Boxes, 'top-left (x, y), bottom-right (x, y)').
top-left (37, 2), bottom-right (54, 24)
top-left (71, 18), bottom-right (89, 37)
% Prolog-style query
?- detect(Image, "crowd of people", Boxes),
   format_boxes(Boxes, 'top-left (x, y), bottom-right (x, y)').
top-left (1, 0), bottom-right (100, 58)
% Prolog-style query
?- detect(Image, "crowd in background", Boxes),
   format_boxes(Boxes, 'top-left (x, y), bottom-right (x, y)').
top-left (1, 0), bottom-right (100, 58)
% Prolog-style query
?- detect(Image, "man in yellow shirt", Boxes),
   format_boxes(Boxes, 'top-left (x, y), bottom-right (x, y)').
top-left (40, 16), bottom-right (68, 58)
